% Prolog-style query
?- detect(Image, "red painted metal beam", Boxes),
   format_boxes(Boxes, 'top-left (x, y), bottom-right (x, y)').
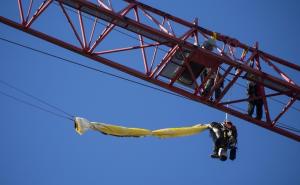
top-left (17, 0), bottom-right (25, 25)
top-left (1, 0), bottom-right (299, 142)
top-left (133, 7), bottom-right (149, 74)
top-left (88, 2), bottom-right (135, 53)
top-left (26, 0), bottom-right (52, 28)
top-left (0, 15), bottom-right (299, 142)
top-left (94, 43), bottom-right (161, 55)
top-left (57, 0), bottom-right (300, 99)
top-left (125, 0), bottom-right (300, 72)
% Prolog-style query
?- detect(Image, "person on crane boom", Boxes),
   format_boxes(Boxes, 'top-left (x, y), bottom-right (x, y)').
top-left (202, 36), bottom-right (216, 51)
top-left (247, 79), bottom-right (263, 120)
top-left (200, 36), bottom-right (223, 100)
top-left (208, 120), bottom-right (237, 161)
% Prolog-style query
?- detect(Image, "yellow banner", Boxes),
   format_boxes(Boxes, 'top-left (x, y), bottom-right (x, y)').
top-left (74, 117), bottom-right (209, 138)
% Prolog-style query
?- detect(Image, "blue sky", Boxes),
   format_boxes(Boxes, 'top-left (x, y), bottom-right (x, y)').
top-left (0, 0), bottom-right (300, 185)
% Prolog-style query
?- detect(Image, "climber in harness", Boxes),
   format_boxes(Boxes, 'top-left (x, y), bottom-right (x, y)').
top-left (208, 120), bottom-right (238, 161)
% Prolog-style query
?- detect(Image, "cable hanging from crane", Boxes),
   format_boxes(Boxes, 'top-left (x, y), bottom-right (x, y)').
top-left (0, 79), bottom-right (74, 118)
top-left (0, 89), bottom-right (73, 121)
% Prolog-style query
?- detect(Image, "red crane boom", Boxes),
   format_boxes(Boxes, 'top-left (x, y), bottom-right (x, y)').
top-left (0, 0), bottom-right (299, 141)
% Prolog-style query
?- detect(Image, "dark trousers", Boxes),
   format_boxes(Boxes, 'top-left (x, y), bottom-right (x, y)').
top-left (248, 99), bottom-right (263, 120)
top-left (203, 78), bottom-right (214, 95)
top-left (215, 87), bottom-right (221, 100)
top-left (202, 79), bottom-right (222, 100)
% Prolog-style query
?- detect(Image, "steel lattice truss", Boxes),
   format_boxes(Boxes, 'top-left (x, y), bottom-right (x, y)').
top-left (0, 0), bottom-right (299, 141)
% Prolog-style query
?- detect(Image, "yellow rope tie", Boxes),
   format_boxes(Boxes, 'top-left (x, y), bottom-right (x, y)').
top-left (212, 32), bottom-right (217, 40)
top-left (241, 48), bottom-right (249, 60)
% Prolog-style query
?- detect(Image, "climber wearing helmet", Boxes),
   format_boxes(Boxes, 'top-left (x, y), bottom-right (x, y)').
top-left (208, 120), bottom-right (238, 161)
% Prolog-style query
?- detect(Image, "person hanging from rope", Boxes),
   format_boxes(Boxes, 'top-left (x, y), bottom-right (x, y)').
top-left (208, 120), bottom-right (237, 161)
top-left (247, 79), bottom-right (263, 120)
